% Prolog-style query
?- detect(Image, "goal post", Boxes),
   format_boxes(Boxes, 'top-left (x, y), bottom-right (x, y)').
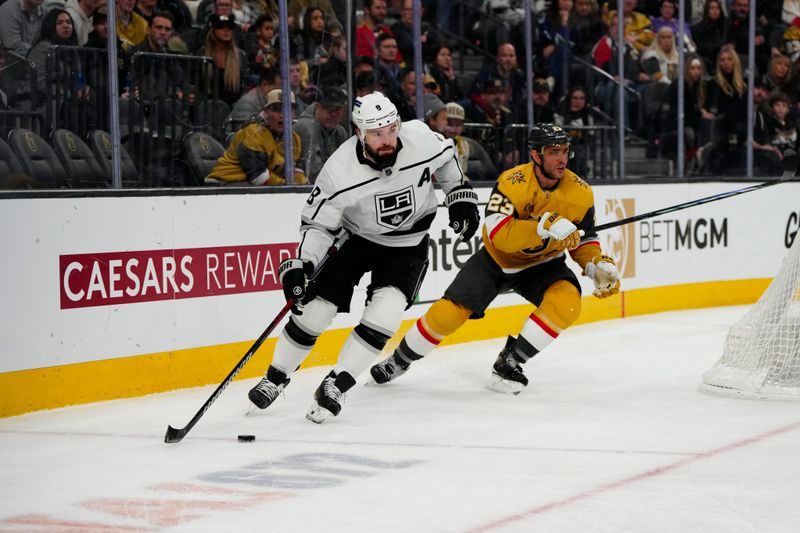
top-left (700, 235), bottom-right (800, 401)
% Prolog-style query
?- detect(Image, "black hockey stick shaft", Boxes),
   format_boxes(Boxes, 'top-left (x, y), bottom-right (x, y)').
top-left (164, 242), bottom-right (340, 444)
top-left (593, 155), bottom-right (797, 233)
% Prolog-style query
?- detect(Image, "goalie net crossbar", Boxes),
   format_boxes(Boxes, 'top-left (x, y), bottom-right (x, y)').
top-left (701, 235), bottom-right (800, 401)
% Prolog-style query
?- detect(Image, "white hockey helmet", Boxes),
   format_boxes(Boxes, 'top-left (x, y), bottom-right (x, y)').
top-left (351, 91), bottom-right (399, 133)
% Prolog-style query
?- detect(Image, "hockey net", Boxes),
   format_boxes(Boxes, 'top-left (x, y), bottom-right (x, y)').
top-left (700, 235), bottom-right (800, 401)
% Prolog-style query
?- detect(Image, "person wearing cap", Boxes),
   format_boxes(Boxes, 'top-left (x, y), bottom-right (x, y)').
top-left (465, 73), bottom-right (512, 126)
top-left (422, 92), bottom-right (447, 134)
top-left (370, 123), bottom-right (620, 396)
top-left (206, 89), bottom-right (307, 185)
top-left (198, 13), bottom-right (248, 106)
top-left (444, 101), bottom-right (470, 177)
top-left (444, 101), bottom-right (496, 182)
top-left (530, 77), bottom-right (556, 123)
top-left (464, 73), bottom-right (514, 168)
top-left (228, 65), bottom-right (281, 125)
top-left (247, 90), bottom-right (480, 423)
top-left (85, 4), bottom-right (109, 48)
top-left (752, 76), bottom-right (771, 116)
top-left (293, 84), bottom-right (349, 181)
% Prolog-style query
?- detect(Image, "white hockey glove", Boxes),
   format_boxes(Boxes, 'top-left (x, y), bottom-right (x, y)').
top-left (584, 255), bottom-right (621, 299)
top-left (537, 212), bottom-right (581, 251)
top-left (445, 185), bottom-right (480, 241)
top-left (279, 258), bottom-right (316, 314)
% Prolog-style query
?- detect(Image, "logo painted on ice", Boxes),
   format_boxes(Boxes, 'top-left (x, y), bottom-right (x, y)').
top-left (375, 186), bottom-right (415, 229)
top-left (200, 452), bottom-right (422, 489)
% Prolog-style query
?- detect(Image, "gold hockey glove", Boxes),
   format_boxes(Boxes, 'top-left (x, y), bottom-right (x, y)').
top-left (537, 211), bottom-right (581, 250)
top-left (584, 255), bottom-right (621, 299)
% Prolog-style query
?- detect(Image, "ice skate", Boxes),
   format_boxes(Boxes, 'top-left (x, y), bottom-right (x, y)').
top-left (485, 336), bottom-right (529, 395)
top-left (248, 367), bottom-right (290, 409)
top-left (369, 353), bottom-right (410, 384)
top-left (306, 371), bottom-right (354, 423)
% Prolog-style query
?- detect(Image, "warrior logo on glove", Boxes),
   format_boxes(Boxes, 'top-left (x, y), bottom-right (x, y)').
top-left (279, 258), bottom-right (316, 313)
top-left (445, 185), bottom-right (480, 241)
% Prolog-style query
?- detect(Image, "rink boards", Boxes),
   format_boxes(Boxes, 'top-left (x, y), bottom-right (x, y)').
top-left (1, 181), bottom-right (798, 416)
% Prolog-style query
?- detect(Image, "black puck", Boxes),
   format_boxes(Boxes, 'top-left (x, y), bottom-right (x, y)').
top-left (237, 434), bottom-right (255, 442)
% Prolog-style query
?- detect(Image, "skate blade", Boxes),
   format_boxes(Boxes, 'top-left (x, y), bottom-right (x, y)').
top-left (245, 402), bottom-right (265, 416)
top-left (305, 403), bottom-right (333, 424)
top-left (485, 374), bottom-right (525, 395)
top-left (363, 375), bottom-right (383, 386)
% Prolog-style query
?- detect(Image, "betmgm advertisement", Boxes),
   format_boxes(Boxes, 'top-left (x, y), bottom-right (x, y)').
top-left (419, 182), bottom-right (798, 303)
top-left (1, 182), bottom-right (798, 377)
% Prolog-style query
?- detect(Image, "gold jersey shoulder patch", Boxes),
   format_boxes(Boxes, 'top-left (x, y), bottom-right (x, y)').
top-left (570, 173), bottom-right (589, 190)
top-left (507, 171), bottom-right (526, 184)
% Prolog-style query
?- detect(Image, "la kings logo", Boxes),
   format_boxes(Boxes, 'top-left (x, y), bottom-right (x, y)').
top-left (375, 186), bottom-right (415, 229)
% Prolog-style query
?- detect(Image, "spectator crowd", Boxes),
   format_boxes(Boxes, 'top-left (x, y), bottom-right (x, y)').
top-left (2, 0), bottom-right (800, 186)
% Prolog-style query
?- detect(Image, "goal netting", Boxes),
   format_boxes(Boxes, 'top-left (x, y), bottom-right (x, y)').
top-left (700, 235), bottom-right (800, 401)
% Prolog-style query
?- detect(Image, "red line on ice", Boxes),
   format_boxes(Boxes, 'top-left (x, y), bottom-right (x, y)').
top-left (466, 420), bottom-right (800, 532)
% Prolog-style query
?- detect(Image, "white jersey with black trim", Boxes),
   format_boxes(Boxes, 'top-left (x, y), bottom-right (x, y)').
top-left (297, 120), bottom-right (465, 266)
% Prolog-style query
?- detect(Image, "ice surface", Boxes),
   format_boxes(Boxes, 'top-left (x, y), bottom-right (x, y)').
top-left (1, 306), bottom-right (799, 532)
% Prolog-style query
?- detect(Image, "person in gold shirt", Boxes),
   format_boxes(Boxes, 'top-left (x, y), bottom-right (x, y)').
top-left (370, 123), bottom-right (621, 394)
top-left (602, 0), bottom-right (655, 53)
top-left (206, 89), bottom-right (308, 185)
top-left (116, 0), bottom-right (148, 48)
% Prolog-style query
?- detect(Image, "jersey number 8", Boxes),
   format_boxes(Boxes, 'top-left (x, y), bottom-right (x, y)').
top-left (306, 186), bottom-right (322, 205)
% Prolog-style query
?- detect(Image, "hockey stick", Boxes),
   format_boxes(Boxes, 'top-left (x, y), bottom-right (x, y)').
top-left (164, 239), bottom-right (344, 444)
top-left (593, 150), bottom-right (798, 233)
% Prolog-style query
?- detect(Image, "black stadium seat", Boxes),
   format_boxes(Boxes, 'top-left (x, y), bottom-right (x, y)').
top-left (184, 131), bottom-right (224, 183)
top-left (0, 136), bottom-right (40, 188)
top-left (7, 128), bottom-right (66, 187)
top-left (87, 130), bottom-right (141, 187)
top-left (51, 129), bottom-right (107, 188)
top-left (0, 137), bottom-right (24, 178)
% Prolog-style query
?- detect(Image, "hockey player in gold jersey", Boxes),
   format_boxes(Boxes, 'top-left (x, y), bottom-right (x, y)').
top-left (370, 123), bottom-right (621, 394)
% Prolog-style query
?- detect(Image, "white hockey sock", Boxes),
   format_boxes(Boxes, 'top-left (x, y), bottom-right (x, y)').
top-left (271, 329), bottom-right (313, 376)
top-left (334, 332), bottom-right (382, 380)
top-left (271, 298), bottom-right (337, 376)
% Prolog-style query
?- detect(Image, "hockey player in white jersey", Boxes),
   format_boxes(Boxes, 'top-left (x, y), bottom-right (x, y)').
top-left (248, 91), bottom-right (481, 423)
